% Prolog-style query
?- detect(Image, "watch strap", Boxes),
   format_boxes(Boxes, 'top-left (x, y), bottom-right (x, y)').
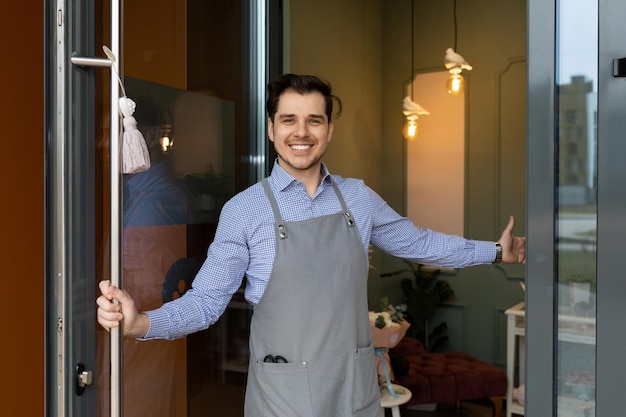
top-left (494, 242), bottom-right (503, 264)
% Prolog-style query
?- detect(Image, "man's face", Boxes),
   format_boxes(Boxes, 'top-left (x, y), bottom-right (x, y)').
top-left (268, 89), bottom-right (334, 180)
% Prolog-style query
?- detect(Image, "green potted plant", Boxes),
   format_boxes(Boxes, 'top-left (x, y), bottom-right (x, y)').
top-left (380, 262), bottom-right (454, 352)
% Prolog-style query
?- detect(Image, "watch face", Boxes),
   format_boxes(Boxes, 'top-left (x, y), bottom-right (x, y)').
top-left (495, 243), bottom-right (503, 263)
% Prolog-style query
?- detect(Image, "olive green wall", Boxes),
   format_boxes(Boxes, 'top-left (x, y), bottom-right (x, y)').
top-left (287, 0), bottom-right (383, 191)
top-left (288, 0), bottom-right (526, 366)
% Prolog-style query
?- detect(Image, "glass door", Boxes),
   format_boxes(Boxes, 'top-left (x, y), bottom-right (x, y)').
top-left (527, 0), bottom-right (626, 415)
top-left (102, 1), bottom-right (284, 414)
top-left (49, 1), bottom-right (281, 415)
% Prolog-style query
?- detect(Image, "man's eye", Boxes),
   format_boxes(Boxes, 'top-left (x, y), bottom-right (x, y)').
top-left (308, 119), bottom-right (322, 125)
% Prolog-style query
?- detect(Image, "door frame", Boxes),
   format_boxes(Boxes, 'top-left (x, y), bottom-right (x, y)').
top-left (596, 0), bottom-right (626, 414)
top-left (46, 0), bottom-right (98, 415)
top-left (527, 0), bottom-right (626, 415)
top-left (526, 0), bottom-right (555, 414)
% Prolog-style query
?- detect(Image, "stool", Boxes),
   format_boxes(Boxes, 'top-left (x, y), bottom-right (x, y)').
top-left (380, 384), bottom-right (412, 417)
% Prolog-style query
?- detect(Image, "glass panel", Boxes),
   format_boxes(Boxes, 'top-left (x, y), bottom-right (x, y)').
top-left (94, 1), bottom-right (255, 416)
top-left (556, 0), bottom-right (597, 415)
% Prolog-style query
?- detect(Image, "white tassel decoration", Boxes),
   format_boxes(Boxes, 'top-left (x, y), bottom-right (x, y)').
top-left (119, 97), bottom-right (151, 174)
top-left (103, 45), bottom-right (151, 174)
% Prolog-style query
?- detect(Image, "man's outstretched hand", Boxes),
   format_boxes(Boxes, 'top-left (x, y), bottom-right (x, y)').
top-left (497, 215), bottom-right (526, 264)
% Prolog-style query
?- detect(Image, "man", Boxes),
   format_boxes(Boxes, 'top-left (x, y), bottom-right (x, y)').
top-left (97, 74), bottom-right (526, 417)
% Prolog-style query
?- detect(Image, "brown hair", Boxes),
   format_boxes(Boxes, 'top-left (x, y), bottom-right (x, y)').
top-left (266, 74), bottom-right (342, 122)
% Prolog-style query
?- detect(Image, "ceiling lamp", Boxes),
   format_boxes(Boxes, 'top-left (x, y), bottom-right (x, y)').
top-left (445, 48), bottom-right (472, 96)
top-left (401, 0), bottom-right (429, 141)
top-left (159, 124), bottom-right (174, 154)
top-left (444, 0), bottom-right (472, 96)
top-left (402, 96), bottom-right (430, 141)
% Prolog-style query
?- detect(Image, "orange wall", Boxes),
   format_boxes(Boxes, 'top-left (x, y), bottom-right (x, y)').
top-left (0, 3), bottom-right (45, 416)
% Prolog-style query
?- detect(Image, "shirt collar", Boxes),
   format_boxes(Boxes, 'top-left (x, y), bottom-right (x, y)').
top-left (269, 159), bottom-right (332, 191)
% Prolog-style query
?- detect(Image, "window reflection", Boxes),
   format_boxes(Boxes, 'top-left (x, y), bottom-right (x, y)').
top-left (556, 0), bottom-right (598, 414)
top-left (95, 0), bottom-right (260, 415)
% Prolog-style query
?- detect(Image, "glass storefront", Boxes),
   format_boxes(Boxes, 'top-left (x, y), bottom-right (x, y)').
top-left (49, 1), bottom-right (626, 416)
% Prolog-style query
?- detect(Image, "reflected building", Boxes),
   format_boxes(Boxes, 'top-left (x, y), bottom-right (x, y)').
top-left (558, 75), bottom-right (597, 207)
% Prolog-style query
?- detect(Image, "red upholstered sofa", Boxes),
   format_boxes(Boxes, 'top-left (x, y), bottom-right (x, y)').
top-left (391, 337), bottom-right (507, 416)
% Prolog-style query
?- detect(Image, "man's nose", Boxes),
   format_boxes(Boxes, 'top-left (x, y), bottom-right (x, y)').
top-left (294, 121), bottom-right (309, 137)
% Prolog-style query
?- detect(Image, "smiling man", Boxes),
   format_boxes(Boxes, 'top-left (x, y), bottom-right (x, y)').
top-left (267, 82), bottom-right (334, 197)
top-left (97, 73), bottom-right (526, 417)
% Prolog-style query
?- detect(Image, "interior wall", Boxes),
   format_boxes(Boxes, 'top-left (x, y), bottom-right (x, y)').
top-left (125, 0), bottom-right (186, 89)
top-left (382, 0), bottom-right (527, 246)
top-left (287, 0), bottom-right (385, 305)
top-left (287, 0), bottom-right (383, 192)
top-left (291, 0), bottom-right (527, 366)
top-left (406, 70), bottom-right (465, 237)
top-left (0, 2), bottom-right (44, 415)
top-left (380, 0), bottom-right (527, 364)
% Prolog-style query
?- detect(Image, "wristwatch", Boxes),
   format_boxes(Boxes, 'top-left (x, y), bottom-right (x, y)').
top-left (494, 242), bottom-right (503, 264)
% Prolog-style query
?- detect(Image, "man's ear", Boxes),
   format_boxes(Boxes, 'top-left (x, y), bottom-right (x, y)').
top-left (267, 117), bottom-right (274, 142)
top-left (327, 121), bottom-right (334, 142)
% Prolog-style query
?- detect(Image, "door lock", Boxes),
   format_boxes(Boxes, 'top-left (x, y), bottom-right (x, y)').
top-left (75, 363), bottom-right (93, 396)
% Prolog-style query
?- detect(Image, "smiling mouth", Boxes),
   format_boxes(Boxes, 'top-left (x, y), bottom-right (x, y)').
top-left (290, 144), bottom-right (311, 150)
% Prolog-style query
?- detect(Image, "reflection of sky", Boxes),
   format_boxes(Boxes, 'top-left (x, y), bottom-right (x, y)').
top-left (558, 0), bottom-right (598, 90)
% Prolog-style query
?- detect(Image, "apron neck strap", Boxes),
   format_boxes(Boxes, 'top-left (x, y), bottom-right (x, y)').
top-left (329, 177), bottom-right (356, 227)
top-left (261, 176), bottom-right (356, 237)
top-left (261, 178), bottom-right (288, 239)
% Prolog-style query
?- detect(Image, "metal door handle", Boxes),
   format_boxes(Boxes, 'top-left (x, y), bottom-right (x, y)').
top-left (70, 1), bottom-right (122, 416)
top-left (70, 56), bottom-right (111, 68)
top-left (613, 57), bottom-right (626, 77)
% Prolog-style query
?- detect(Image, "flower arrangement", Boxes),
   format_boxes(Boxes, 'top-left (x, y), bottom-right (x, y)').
top-left (369, 298), bottom-right (410, 395)
top-left (369, 297), bottom-right (410, 349)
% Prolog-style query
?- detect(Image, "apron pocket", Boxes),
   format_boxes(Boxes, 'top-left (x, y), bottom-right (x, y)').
top-left (352, 344), bottom-right (381, 416)
top-left (255, 361), bottom-right (314, 417)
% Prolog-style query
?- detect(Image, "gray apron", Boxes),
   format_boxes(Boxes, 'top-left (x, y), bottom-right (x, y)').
top-left (244, 178), bottom-right (380, 417)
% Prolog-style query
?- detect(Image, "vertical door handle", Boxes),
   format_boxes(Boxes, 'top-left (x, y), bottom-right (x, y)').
top-left (70, 1), bottom-right (122, 415)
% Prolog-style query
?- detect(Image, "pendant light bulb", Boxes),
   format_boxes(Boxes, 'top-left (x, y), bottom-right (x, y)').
top-left (402, 96), bottom-right (429, 141)
top-left (403, 115), bottom-right (420, 141)
top-left (160, 135), bottom-right (174, 153)
top-left (444, 48), bottom-right (472, 96)
top-left (446, 71), bottom-right (465, 96)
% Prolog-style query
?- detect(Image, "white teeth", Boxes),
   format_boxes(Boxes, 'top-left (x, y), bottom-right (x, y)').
top-left (291, 145), bottom-right (310, 150)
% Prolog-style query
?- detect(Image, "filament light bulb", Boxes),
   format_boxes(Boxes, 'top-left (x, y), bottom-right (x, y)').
top-left (160, 136), bottom-right (174, 153)
top-left (446, 72), bottom-right (465, 96)
top-left (402, 116), bottom-right (420, 141)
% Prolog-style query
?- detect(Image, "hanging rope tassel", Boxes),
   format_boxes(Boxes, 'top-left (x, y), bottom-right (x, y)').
top-left (103, 45), bottom-right (151, 174)
top-left (119, 97), bottom-right (151, 174)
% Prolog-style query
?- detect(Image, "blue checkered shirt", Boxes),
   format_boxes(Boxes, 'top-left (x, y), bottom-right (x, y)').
top-left (143, 161), bottom-right (495, 340)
